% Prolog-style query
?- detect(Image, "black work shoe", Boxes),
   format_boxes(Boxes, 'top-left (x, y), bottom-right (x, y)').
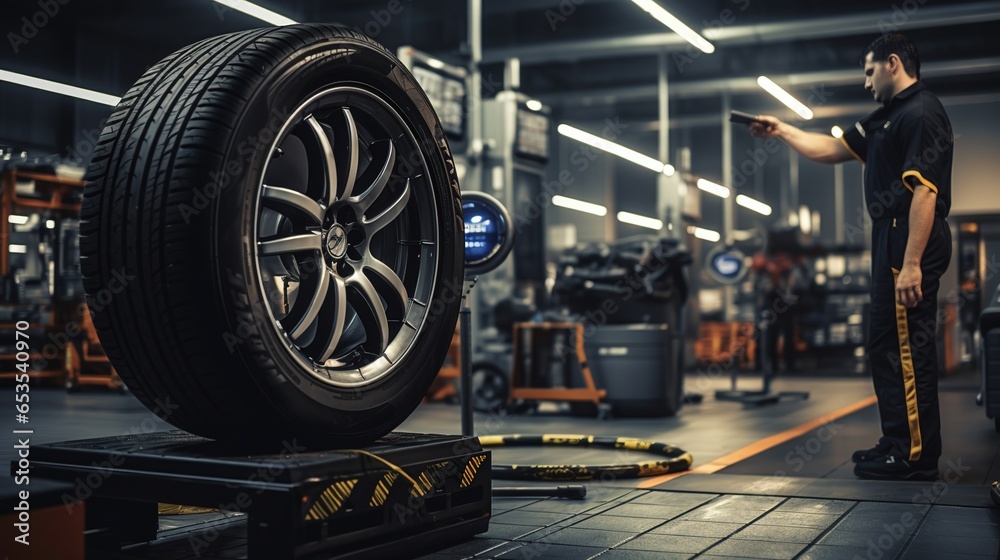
top-left (854, 455), bottom-right (938, 481)
top-left (851, 441), bottom-right (892, 463)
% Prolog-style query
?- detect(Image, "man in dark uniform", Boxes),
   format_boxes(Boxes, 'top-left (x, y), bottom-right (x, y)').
top-left (747, 33), bottom-right (953, 481)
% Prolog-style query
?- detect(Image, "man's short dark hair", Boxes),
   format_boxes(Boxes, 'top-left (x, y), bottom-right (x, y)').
top-left (863, 33), bottom-right (920, 79)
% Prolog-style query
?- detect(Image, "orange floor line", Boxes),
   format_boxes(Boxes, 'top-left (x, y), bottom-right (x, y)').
top-left (638, 394), bottom-right (878, 489)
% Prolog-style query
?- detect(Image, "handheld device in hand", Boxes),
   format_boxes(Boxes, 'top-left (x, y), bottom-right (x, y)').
top-left (730, 110), bottom-right (762, 125)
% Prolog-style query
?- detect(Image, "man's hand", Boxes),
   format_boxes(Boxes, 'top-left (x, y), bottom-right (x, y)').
top-left (895, 264), bottom-right (923, 308)
top-left (748, 115), bottom-right (783, 139)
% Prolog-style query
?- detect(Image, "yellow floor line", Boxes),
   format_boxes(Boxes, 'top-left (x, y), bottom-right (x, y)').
top-left (636, 395), bottom-right (878, 489)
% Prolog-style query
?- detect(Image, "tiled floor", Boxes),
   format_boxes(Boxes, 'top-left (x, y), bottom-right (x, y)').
top-left (3, 369), bottom-right (998, 559)
top-left (424, 487), bottom-right (1000, 560)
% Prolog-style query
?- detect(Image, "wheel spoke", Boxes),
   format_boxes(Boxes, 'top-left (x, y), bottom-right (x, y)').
top-left (258, 233), bottom-right (322, 256)
top-left (332, 108), bottom-right (359, 202)
top-left (305, 115), bottom-right (338, 207)
top-left (364, 256), bottom-right (408, 315)
top-left (284, 264), bottom-right (330, 340)
top-left (354, 139), bottom-right (396, 213)
top-left (262, 185), bottom-right (323, 225)
top-left (363, 178), bottom-right (410, 234)
top-left (347, 271), bottom-right (389, 354)
top-left (308, 273), bottom-right (348, 362)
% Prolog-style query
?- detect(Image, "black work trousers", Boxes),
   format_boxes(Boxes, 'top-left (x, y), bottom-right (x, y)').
top-left (867, 216), bottom-right (951, 465)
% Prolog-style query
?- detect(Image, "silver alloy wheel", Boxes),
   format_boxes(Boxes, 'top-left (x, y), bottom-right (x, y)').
top-left (254, 86), bottom-right (438, 388)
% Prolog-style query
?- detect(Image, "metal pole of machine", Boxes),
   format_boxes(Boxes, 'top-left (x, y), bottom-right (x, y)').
top-left (722, 92), bottom-right (734, 320)
top-left (462, 0), bottom-right (485, 191)
top-left (657, 50), bottom-right (675, 238)
top-left (462, 0), bottom-right (482, 438)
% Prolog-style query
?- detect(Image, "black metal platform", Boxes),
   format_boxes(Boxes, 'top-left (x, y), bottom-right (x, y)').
top-left (31, 431), bottom-right (491, 559)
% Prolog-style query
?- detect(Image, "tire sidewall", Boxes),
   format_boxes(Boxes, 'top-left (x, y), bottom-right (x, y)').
top-left (211, 34), bottom-right (462, 436)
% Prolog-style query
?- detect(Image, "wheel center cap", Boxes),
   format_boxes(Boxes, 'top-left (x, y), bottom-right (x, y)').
top-left (326, 225), bottom-right (348, 259)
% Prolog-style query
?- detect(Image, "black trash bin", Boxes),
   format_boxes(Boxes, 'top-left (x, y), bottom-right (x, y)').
top-left (583, 324), bottom-right (683, 417)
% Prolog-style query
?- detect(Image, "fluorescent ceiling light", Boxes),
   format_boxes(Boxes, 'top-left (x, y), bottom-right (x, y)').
top-left (799, 205), bottom-right (812, 235)
top-left (558, 124), bottom-right (666, 173)
top-left (525, 99), bottom-right (543, 111)
top-left (9, 244), bottom-right (27, 254)
top-left (617, 211), bottom-right (662, 230)
top-left (212, 0), bottom-right (296, 25)
top-left (757, 76), bottom-right (813, 120)
top-left (0, 70), bottom-right (120, 106)
top-left (8, 215), bottom-right (29, 225)
top-left (691, 227), bottom-right (721, 242)
top-left (631, 0), bottom-right (714, 54)
top-left (831, 126), bottom-right (844, 138)
top-left (735, 194), bottom-right (772, 216)
top-left (425, 57), bottom-right (445, 69)
top-left (552, 195), bottom-right (608, 217)
top-left (696, 178), bottom-right (731, 199)
top-left (46, 220), bottom-right (56, 229)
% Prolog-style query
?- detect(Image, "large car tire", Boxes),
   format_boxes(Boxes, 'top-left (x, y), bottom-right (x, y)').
top-left (80, 24), bottom-right (463, 445)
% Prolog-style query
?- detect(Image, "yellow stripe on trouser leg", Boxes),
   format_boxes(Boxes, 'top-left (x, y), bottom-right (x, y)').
top-left (891, 268), bottom-right (923, 461)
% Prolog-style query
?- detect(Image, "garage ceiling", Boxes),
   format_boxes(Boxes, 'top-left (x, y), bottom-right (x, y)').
top-left (2, 0), bottom-right (999, 148)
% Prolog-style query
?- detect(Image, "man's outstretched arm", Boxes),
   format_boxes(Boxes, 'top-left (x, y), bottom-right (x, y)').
top-left (749, 116), bottom-right (855, 164)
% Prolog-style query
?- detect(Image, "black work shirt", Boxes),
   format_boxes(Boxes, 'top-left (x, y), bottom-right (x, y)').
top-left (840, 81), bottom-right (953, 220)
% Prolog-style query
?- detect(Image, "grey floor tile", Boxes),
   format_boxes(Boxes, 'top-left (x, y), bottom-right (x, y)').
top-left (569, 515), bottom-right (666, 533)
top-left (535, 527), bottom-right (635, 548)
top-left (701, 539), bottom-right (808, 560)
top-left (651, 519), bottom-right (745, 538)
top-left (732, 524), bottom-right (824, 544)
top-left (593, 551), bottom-right (693, 560)
top-left (616, 533), bottom-right (719, 554)
top-left (852, 501), bottom-right (929, 514)
top-left (924, 505), bottom-right (1000, 524)
top-left (917, 520), bottom-right (1000, 539)
top-left (600, 502), bottom-right (691, 520)
top-left (437, 537), bottom-right (510, 556)
top-left (510, 525), bottom-right (567, 543)
top-left (481, 523), bottom-right (541, 541)
top-left (776, 498), bottom-right (854, 515)
top-left (817, 529), bottom-right (906, 552)
top-left (492, 542), bottom-right (604, 560)
top-left (680, 507), bottom-right (766, 524)
top-left (796, 545), bottom-right (871, 560)
top-left (491, 510), bottom-right (575, 527)
top-left (833, 512), bottom-right (920, 533)
top-left (708, 495), bottom-right (785, 511)
top-left (492, 498), bottom-right (541, 512)
top-left (903, 535), bottom-right (1000, 557)
top-left (754, 511), bottom-right (840, 529)
top-left (899, 550), bottom-right (998, 560)
top-left (518, 499), bottom-right (606, 515)
top-left (628, 491), bottom-right (719, 508)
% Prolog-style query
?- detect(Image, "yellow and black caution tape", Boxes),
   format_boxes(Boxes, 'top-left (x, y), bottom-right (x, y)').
top-left (478, 434), bottom-right (692, 481)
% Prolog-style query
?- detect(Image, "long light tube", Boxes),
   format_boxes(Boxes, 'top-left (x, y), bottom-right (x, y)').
top-left (757, 76), bottom-right (814, 120)
top-left (631, 0), bottom-right (714, 54)
top-left (558, 124), bottom-right (666, 173)
top-left (696, 178), bottom-right (731, 199)
top-left (735, 194), bottom-right (772, 216)
top-left (0, 70), bottom-right (120, 106)
top-left (691, 227), bottom-right (721, 242)
top-left (552, 195), bottom-right (608, 216)
top-left (211, 0), bottom-right (297, 25)
top-left (617, 211), bottom-right (663, 230)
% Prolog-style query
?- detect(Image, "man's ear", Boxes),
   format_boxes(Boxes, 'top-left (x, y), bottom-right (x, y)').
top-left (886, 53), bottom-right (901, 75)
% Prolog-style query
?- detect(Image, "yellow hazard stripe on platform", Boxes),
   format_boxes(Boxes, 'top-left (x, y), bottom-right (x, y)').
top-left (304, 478), bottom-right (358, 521)
top-left (369, 472), bottom-right (399, 507)
top-left (461, 454), bottom-right (487, 488)
top-left (411, 461), bottom-right (452, 498)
